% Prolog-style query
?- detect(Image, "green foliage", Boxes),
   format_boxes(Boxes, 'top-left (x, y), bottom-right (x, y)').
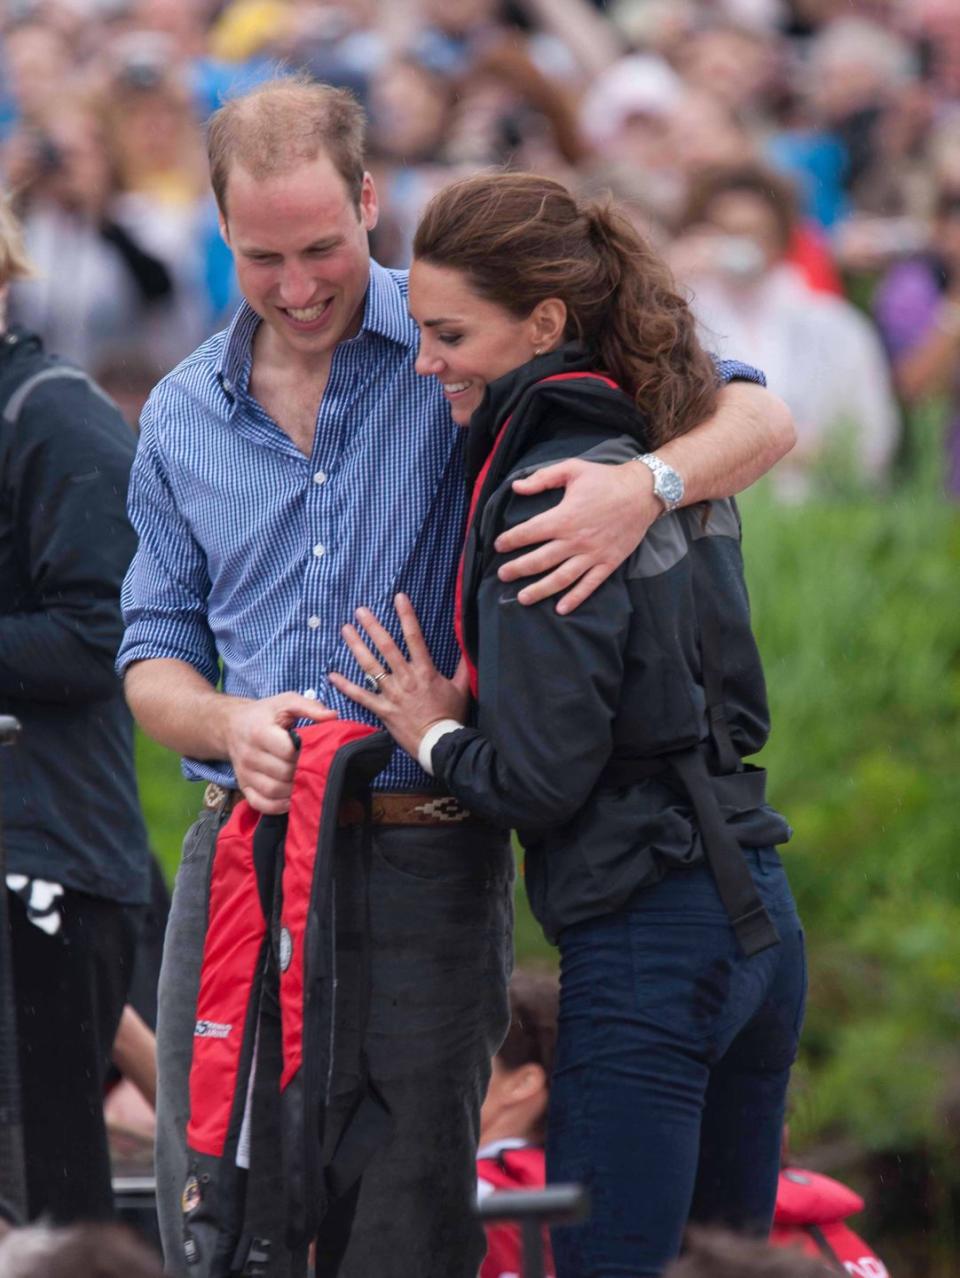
top-left (740, 475), bottom-right (960, 1158)
top-left (137, 731), bottom-right (197, 881)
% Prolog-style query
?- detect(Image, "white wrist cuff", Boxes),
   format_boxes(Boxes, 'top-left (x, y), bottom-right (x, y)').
top-left (417, 719), bottom-right (464, 776)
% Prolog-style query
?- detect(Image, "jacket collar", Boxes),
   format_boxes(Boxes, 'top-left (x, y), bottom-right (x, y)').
top-left (465, 343), bottom-right (592, 482)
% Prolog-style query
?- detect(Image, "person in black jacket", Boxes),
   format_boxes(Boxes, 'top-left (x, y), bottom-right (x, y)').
top-left (0, 194), bottom-right (150, 1222)
top-left (329, 172), bottom-right (806, 1277)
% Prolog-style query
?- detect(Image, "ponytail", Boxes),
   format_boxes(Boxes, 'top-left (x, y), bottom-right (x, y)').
top-left (582, 201), bottom-right (718, 447)
top-left (414, 173), bottom-right (719, 445)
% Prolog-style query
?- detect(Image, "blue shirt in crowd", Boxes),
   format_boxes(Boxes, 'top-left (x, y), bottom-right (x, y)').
top-left (118, 260), bottom-right (763, 791)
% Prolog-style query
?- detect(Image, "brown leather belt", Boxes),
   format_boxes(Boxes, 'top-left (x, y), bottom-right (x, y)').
top-left (202, 783), bottom-right (485, 827)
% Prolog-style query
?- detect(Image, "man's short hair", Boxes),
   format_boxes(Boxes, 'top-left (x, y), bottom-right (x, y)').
top-left (0, 191), bottom-right (34, 287)
top-left (207, 74), bottom-right (367, 217)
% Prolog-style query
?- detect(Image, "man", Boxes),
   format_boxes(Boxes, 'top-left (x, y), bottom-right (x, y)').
top-left (0, 192), bottom-right (150, 1223)
top-left (118, 78), bottom-right (794, 1277)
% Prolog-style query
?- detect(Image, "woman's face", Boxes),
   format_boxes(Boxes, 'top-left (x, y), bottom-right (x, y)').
top-left (409, 260), bottom-right (548, 426)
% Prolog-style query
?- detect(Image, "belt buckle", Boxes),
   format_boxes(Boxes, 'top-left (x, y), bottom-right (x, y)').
top-left (203, 782), bottom-right (230, 812)
top-left (411, 797), bottom-right (470, 823)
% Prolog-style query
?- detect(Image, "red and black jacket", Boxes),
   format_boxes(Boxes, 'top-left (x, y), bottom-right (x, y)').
top-left (180, 720), bottom-right (393, 1277)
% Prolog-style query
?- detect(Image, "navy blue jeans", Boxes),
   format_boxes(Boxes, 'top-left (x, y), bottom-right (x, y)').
top-left (547, 847), bottom-right (806, 1278)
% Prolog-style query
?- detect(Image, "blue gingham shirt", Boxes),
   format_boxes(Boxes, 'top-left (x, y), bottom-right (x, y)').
top-left (118, 260), bottom-right (764, 791)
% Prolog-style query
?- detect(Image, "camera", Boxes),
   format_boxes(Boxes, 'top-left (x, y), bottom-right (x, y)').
top-left (117, 54), bottom-right (166, 92)
top-left (28, 131), bottom-right (64, 177)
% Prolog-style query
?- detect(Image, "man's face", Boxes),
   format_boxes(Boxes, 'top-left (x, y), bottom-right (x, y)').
top-left (220, 152), bottom-right (378, 363)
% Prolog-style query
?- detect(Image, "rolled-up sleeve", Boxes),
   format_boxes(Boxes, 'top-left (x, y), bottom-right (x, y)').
top-left (117, 395), bottom-right (220, 685)
top-left (713, 356), bottom-right (766, 387)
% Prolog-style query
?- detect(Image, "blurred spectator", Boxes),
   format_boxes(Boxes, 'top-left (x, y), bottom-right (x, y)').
top-left (367, 55), bottom-right (458, 265)
top-left (0, 190), bottom-right (151, 1224)
top-left (0, 0), bottom-right (954, 493)
top-left (0, 18), bottom-right (74, 136)
top-left (95, 39), bottom-right (214, 354)
top-left (477, 970), bottom-right (558, 1278)
top-left (805, 18), bottom-right (917, 201)
top-left (4, 98), bottom-right (187, 370)
top-left (675, 164), bottom-right (900, 501)
top-left (446, 40), bottom-right (586, 173)
top-left (674, 21), bottom-right (779, 121)
top-left (98, 35), bottom-right (207, 205)
top-left (579, 55), bottom-right (687, 222)
top-left (874, 190), bottom-right (960, 498)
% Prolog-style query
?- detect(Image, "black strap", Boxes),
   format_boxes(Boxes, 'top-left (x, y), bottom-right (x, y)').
top-left (806, 1224), bottom-right (849, 1273)
top-left (687, 521), bottom-right (741, 776)
top-left (235, 829), bottom-right (287, 1271)
top-left (668, 747), bottom-right (779, 957)
top-left (313, 792), bottom-right (394, 1274)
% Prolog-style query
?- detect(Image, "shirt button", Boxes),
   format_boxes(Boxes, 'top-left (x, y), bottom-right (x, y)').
top-left (307, 615), bottom-right (321, 630)
top-left (313, 470), bottom-right (327, 485)
top-left (304, 688), bottom-right (318, 700)
top-left (313, 543), bottom-right (325, 558)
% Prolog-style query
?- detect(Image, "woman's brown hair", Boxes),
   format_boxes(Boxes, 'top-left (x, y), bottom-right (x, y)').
top-left (413, 172), bottom-right (718, 447)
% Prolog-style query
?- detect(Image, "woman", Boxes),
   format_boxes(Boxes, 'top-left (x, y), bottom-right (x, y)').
top-left (327, 172), bottom-right (806, 1277)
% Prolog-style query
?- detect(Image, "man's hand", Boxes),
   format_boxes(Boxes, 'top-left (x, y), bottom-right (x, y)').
top-left (224, 692), bottom-right (336, 814)
top-left (495, 459), bottom-right (658, 615)
top-left (494, 382), bottom-right (795, 614)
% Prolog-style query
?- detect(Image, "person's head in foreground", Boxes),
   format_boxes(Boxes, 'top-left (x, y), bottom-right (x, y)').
top-left (480, 968), bottom-right (558, 1148)
top-left (408, 170), bottom-right (718, 441)
top-left (0, 1222), bottom-right (164, 1278)
top-left (663, 1228), bottom-right (834, 1278)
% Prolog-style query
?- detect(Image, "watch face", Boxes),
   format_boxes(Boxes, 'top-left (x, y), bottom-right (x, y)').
top-left (657, 467), bottom-right (684, 507)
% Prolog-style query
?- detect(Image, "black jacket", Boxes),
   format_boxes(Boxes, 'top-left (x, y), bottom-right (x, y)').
top-left (432, 347), bottom-right (790, 942)
top-left (0, 327), bottom-right (149, 903)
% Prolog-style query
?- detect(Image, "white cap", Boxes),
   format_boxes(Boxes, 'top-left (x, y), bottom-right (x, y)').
top-left (580, 55), bottom-right (685, 148)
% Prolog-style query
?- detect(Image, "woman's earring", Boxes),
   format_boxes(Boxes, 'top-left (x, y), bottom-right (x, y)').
top-left (534, 346), bottom-right (543, 357)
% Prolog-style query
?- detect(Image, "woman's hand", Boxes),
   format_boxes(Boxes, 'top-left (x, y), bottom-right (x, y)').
top-left (328, 593), bottom-right (470, 760)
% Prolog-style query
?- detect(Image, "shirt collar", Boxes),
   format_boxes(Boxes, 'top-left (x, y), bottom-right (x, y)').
top-left (216, 260), bottom-right (415, 403)
top-left (217, 302), bottom-right (260, 403)
top-left (362, 260), bottom-right (417, 348)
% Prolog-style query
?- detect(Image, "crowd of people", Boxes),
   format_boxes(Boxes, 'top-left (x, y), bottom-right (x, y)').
top-left (1, 0), bottom-right (960, 498)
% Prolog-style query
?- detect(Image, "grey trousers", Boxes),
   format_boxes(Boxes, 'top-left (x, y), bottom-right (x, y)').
top-left (155, 810), bottom-right (514, 1278)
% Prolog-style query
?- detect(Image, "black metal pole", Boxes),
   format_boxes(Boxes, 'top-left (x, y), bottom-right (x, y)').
top-left (477, 1183), bottom-right (590, 1278)
top-left (0, 715), bottom-right (27, 1223)
top-left (520, 1217), bottom-right (545, 1278)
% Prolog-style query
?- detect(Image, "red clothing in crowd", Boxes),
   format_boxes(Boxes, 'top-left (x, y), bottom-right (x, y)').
top-left (477, 1149), bottom-right (889, 1278)
top-left (478, 1142), bottom-right (555, 1278)
top-left (772, 1167), bottom-right (889, 1276)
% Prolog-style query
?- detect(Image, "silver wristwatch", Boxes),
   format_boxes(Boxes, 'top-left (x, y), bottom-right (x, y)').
top-left (635, 453), bottom-right (684, 513)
